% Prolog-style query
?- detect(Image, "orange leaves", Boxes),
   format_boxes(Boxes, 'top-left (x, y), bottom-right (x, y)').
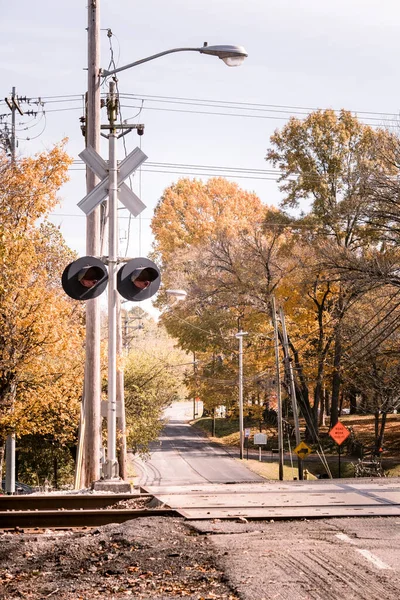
top-left (0, 144), bottom-right (84, 442)
top-left (0, 141), bottom-right (72, 230)
top-left (152, 177), bottom-right (264, 263)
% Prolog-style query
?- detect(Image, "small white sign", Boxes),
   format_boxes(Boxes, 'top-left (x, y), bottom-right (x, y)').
top-left (244, 428), bottom-right (251, 438)
top-left (254, 433), bottom-right (267, 445)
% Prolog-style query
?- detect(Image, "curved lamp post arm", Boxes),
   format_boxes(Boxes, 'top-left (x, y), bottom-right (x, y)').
top-left (101, 44), bottom-right (248, 77)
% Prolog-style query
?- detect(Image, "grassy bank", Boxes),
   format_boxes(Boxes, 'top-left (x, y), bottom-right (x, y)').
top-left (193, 414), bottom-right (400, 479)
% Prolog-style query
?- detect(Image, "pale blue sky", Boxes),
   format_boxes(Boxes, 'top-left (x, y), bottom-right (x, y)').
top-left (1, 1), bottom-right (400, 304)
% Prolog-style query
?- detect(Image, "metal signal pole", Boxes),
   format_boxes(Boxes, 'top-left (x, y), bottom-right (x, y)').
top-left (104, 80), bottom-right (119, 479)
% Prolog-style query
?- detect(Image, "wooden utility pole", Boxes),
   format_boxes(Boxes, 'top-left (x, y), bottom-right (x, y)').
top-left (193, 352), bottom-right (197, 420)
top-left (5, 87), bottom-right (23, 494)
top-left (83, 1), bottom-right (102, 486)
top-left (271, 297), bottom-right (284, 481)
top-left (279, 307), bottom-right (303, 480)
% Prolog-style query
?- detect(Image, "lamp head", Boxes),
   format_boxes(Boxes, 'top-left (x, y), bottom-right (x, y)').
top-left (166, 289), bottom-right (188, 302)
top-left (199, 44), bottom-right (248, 66)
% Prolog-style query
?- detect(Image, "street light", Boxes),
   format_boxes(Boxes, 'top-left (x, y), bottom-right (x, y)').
top-left (101, 43), bottom-right (248, 77)
top-left (165, 289), bottom-right (188, 302)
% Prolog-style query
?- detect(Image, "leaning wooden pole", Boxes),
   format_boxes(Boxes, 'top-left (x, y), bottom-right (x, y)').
top-left (271, 296), bottom-right (284, 481)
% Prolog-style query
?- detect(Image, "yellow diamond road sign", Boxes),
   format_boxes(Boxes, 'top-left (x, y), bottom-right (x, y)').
top-left (294, 441), bottom-right (312, 459)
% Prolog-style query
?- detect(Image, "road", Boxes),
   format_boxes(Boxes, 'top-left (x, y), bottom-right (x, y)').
top-left (130, 402), bottom-right (400, 599)
top-left (131, 402), bottom-right (264, 486)
top-left (195, 516), bottom-right (400, 600)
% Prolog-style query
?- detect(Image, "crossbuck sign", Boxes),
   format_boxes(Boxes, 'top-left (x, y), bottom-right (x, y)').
top-left (78, 146), bottom-right (147, 217)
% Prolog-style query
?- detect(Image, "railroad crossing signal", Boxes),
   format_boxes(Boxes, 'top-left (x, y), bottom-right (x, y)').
top-left (117, 257), bottom-right (161, 302)
top-left (62, 145), bottom-right (161, 302)
top-left (329, 421), bottom-right (350, 445)
top-left (62, 257), bottom-right (161, 302)
top-left (61, 256), bottom-right (108, 300)
top-left (294, 441), bottom-right (312, 459)
top-left (78, 146), bottom-right (147, 217)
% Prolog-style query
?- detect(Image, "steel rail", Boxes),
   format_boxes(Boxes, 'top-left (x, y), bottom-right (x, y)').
top-left (0, 493), bottom-right (152, 511)
top-left (0, 507), bottom-right (177, 529)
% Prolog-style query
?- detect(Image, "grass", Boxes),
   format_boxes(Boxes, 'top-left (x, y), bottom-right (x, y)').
top-left (237, 457), bottom-right (318, 481)
top-left (193, 413), bottom-right (400, 479)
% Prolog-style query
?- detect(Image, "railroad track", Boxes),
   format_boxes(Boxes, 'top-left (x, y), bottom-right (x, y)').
top-left (0, 493), bottom-right (177, 529)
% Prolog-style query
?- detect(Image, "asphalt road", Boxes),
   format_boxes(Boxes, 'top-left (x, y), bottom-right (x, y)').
top-left (195, 517), bottom-right (400, 600)
top-left (131, 402), bottom-right (264, 486)
top-left (130, 403), bottom-right (400, 598)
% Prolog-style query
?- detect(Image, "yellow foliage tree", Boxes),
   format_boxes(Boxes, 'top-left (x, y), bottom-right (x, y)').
top-left (0, 145), bottom-right (85, 453)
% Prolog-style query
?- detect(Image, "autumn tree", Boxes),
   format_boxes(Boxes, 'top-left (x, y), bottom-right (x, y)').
top-left (152, 177), bottom-right (264, 264)
top-left (266, 109), bottom-right (398, 426)
top-left (152, 177), bottom-right (289, 421)
top-left (0, 145), bottom-right (85, 486)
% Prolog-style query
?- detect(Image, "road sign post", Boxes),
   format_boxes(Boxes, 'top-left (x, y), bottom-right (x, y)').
top-left (329, 421), bottom-right (350, 478)
top-left (254, 433), bottom-right (267, 461)
top-left (294, 441), bottom-right (312, 475)
top-left (244, 428), bottom-right (251, 460)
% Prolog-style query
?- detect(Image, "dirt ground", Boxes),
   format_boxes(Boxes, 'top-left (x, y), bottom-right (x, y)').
top-left (0, 517), bottom-right (238, 600)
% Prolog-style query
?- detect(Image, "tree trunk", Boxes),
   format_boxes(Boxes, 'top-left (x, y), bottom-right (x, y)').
top-left (289, 341), bottom-right (318, 442)
top-left (375, 411), bottom-right (387, 456)
top-left (331, 291), bottom-right (344, 427)
top-left (54, 454), bottom-right (58, 489)
top-left (349, 388), bottom-right (358, 414)
top-left (331, 330), bottom-right (342, 426)
top-left (0, 444), bottom-right (4, 485)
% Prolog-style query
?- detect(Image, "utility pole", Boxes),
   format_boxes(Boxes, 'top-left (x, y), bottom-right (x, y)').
top-left (279, 307), bottom-right (303, 480)
top-left (83, 1), bottom-right (102, 486)
top-left (236, 331), bottom-right (248, 460)
top-left (4, 87), bottom-right (23, 161)
top-left (4, 87), bottom-right (23, 495)
top-left (271, 296), bottom-right (284, 481)
top-left (193, 352), bottom-right (197, 420)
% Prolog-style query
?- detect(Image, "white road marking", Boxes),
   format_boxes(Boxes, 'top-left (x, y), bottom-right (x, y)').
top-left (336, 533), bottom-right (355, 544)
top-left (336, 533), bottom-right (392, 570)
top-left (356, 549), bottom-right (392, 570)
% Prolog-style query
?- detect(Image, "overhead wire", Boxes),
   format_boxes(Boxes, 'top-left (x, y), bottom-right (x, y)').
top-left (106, 30), bottom-right (144, 258)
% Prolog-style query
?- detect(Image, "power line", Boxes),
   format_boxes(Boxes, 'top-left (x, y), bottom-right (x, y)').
top-left (119, 92), bottom-right (400, 120)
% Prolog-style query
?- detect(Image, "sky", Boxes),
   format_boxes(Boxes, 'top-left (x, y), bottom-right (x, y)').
top-left (1, 0), bottom-right (400, 313)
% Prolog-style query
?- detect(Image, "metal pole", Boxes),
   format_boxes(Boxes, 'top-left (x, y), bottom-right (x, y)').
top-left (271, 297), bottom-right (284, 481)
top-left (104, 80), bottom-right (119, 480)
top-left (5, 435), bottom-right (15, 494)
top-left (279, 307), bottom-right (303, 480)
top-left (116, 298), bottom-right (127, 479)
top-left (236, 331), bottom-right (247, 460)
top-left (83, 0), bottom-right (102, 486)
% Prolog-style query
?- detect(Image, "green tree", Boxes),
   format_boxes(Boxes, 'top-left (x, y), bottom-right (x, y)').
top-left (123, 325), bottom-right (189, 455)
